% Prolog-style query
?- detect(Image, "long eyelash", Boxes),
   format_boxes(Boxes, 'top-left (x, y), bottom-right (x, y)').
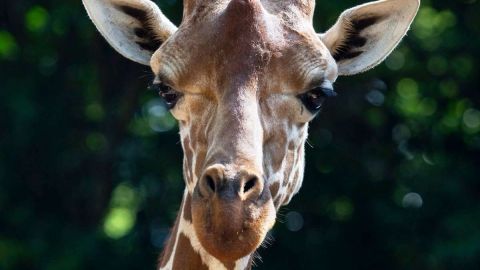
top-left (306, 139), bottom-right (314, 149)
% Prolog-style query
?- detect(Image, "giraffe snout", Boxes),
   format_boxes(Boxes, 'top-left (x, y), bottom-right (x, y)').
top-left (198, 165), bottom-right (264, 202)
top-left (191, 164), bottom-right (275, 261)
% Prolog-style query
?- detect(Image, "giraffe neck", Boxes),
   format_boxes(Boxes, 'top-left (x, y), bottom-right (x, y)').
top-left (158, 189), bottom-right (253, 270)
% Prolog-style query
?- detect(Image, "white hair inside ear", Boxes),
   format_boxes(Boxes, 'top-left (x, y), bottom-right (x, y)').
top-left (82, 0), bottom-right (177, 65)
top-left (320, 0), bottom-right (420, 76)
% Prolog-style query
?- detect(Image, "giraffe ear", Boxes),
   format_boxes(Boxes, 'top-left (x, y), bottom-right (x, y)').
top-left (319, 0), bottom-right (420, 76)
top-left (82, 0), bottom-right (177, 65)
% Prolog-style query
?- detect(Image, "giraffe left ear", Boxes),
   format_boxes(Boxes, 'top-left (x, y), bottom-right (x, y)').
top-left (82, 0), bottom-right (177, 65)
top-left (319, 0), bottom-right (420, 76)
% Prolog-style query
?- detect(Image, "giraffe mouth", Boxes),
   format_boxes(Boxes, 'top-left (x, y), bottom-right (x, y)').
top-left (191, 185), bottom-right (276, 262)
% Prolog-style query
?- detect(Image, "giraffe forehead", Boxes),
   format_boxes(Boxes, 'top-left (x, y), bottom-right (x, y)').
top-left (183, 0), bottom-right (316, 18)
top-left (151, 0), bottom-right (329, 96)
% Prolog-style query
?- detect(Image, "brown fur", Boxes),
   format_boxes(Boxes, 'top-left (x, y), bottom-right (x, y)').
top-left (269, 182), bottom-right (280, 199)
top-left (172, 233), bottom-right (209, 270)
top-left (158, 209), bottom-right (180, 268)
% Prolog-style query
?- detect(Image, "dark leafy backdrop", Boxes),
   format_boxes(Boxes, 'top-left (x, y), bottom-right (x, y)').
top-left (1, 0), bottom-right (479, 269)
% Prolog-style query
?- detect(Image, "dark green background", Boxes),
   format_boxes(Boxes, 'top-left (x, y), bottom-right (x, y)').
top-left (1, 0), bottom-right (479, 269)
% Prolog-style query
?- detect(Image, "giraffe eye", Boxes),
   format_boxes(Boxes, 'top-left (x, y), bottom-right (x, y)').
top-left (149, 83), bottom-right (182, 109)
top-left (298, 87), bottom-right (337, 113)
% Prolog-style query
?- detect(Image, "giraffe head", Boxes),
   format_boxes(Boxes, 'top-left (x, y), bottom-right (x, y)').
top-left (83, 0), bottom-right (419, 264)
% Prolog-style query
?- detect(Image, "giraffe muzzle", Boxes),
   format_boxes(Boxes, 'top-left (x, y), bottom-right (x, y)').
top-left (191, 164), bottom-right (276, 262)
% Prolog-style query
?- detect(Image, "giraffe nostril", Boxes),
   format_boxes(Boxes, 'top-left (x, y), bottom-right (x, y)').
top-left (200, 166), bottom-right (264, 201)
top-left (243, 177), bottom-right (258, 194)
top-left (206, 175), bottom-right (216, 192)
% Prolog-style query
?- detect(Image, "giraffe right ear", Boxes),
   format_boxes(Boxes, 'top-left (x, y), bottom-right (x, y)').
top-left (319, 0), bottom-right (419, 76)
top-left (82, 0), bottom-right (177, 65)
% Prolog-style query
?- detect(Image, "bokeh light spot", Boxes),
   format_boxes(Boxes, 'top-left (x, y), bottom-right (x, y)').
top-left (85, 132), bottom-right (107, 152)
top-left (396, 78), bottom-right (419, 99)
top-left (402, 192), bottom-right (423, 209)
top-left (463, 109), bottom-right (480, 129)
top-left (25, 6), bottom-right (49, 32)
top-left (0, 30), bottom-right (18, 59)
top-left (103, 184), bottom-right (140, 239)
top-left (111, 184), bottom-right (139, 208)
top-left (366, 90), bottom-right (385, 107)
top-left (285, 211), bottom-right (304, 232)
top-left (330, 197), bottom-right (354, 221)
top-left (147, 100), bottom-right (176, 132)
top-left (413, 7), bottom-right (456, 51)
top-left (419, 98), bottom-right (437, 116)
top-left (104, 208), bottom-right (135, 239)
top-left (85, 103), bottom-right (105, 122)
top-left (130, 99), bottom-right (177, 136)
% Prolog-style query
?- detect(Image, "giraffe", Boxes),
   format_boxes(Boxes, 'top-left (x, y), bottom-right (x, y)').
top-left (82, 0), bottom-right (420, 269)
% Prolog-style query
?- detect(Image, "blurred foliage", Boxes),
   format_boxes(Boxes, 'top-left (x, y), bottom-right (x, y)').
top-left (0, 0), bottom-right (479, 269)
